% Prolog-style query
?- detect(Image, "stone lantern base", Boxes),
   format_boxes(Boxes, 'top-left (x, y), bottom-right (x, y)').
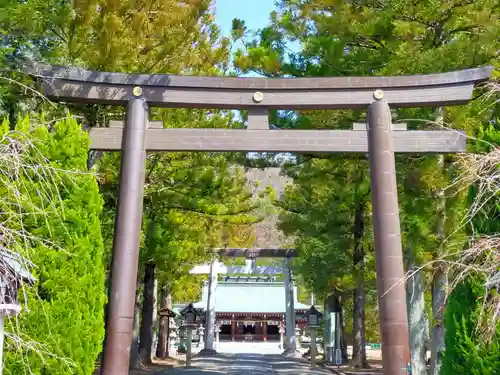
top-left (281, 348), bottom-right (302, 358)
top-left (0, 303), bottom-right (21, 316)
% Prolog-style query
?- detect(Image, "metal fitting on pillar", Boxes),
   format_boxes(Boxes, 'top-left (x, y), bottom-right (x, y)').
top-left (373, 89), bottom-right (384, 101)
top-left (132, 86), bottom-right (143, 97)
top-left (253, 91), bottom-right (264, 103)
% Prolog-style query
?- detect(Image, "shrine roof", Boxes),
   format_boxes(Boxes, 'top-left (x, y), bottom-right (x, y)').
top-left (193, 280), bottom-right (309, 314)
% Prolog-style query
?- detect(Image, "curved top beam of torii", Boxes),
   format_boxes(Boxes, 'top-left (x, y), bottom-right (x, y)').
top-left (214, 248), bottom-right (297, 258)
top-left (25, 63), bottom-right (493, 109)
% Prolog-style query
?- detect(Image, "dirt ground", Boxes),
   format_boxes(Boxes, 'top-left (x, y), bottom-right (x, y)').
top-left (93, 358), bottom-right (185, 375)
top-left (322, 359), bottom-right (383, 375)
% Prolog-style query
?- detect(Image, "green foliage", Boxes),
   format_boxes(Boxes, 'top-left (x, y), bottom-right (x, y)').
top-left (467, 119), bottom-right (500, 235)
top-left (170, 274), bottom-right (205, 303)
top-left (278, 155), bottom-right (380, 342)
top-left (232, 0), bottom-right (500, 349)
top-left (234, 0), bottom-right (499, 77)
top-left (1, 0), bottom-right (262, 319)
top-left (137, 153), bottom-right (260, 292)
top-left (0, 0), bottom-right (227, 71)
top-left (441, 118), bottom-right (500, 374)
top-left (0, 0), bottom-right (231, 127)
top-left (279, 157), bottom-right (373, 295)
top-left (1, 116), bottom-right (106, 375)
top-left (442, 277), bottom-right (500, 375)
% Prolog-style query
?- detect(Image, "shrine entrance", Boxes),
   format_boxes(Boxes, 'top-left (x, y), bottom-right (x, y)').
top-left (190, 253), bottom-right (304, 353)
top-left (26, 63), bottom-right (492, 375)
top-left (217, 319), bottom-right (281, 343)
top-left (234, 320), bottom-right (283, 343)
top-left (241, 322), bottom-right (256, 337)
top-left (266, 323), bottom-right (280, 342)
top-left (218, 321), bottom-right (232, 341)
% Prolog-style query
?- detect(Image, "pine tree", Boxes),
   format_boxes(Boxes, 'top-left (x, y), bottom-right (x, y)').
top-left (278, 155), bottom-right (376, 366)
top-left (2, 0), bottom-right (258, 366)
top-left (232, 1), bottom-right (499, 371)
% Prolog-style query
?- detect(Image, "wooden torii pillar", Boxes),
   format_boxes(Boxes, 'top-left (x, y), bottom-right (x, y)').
top-left (26, 64), bottom-right (492, 375)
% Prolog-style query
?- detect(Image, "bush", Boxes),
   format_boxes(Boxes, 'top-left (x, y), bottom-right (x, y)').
top-left (1, 116), bottom-right (106, 375)
top-left (441, 276), bottom-right (500, 375)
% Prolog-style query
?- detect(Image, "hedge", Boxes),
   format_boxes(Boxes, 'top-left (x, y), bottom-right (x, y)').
top-left (1, 116), bottom-right (106, 375)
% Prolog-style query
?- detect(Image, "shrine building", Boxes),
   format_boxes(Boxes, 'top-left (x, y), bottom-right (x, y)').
top-left (192, 275), bottom-right (309, 342)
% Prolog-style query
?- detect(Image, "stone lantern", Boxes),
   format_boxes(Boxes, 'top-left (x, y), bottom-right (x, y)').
top-left (179, 303), bottom-right (202, 366)
top-left (181, 303), bottom-right (201, 326)
top-left (214, 323), bottom-right (222, 349)
top-left (305, 305), bottom-right (323, 328)
top-left (0, 249), bottom-right (36, 373)
top-left (305, 305), bottom-right (323, 368)
top-left (279, 323), bottom-right (286, 350)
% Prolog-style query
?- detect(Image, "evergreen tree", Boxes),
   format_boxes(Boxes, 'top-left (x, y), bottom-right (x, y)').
top-left (0, 116), bottom-right (106, 375)
top-left (232, 0), bottom-right (499, 371)
top-left (441, 118), bottom-right (500, 375)
top-left (1, 0), bottom-right (260, 367)
top-left (442, 277), bottom-right (500, 375)
top-left (279, 155), bottom-right (377, 365)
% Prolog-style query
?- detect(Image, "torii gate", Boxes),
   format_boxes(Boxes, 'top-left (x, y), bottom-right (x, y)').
top-left (26, 63), bottom-right (492, 375)
top-left (189, 248), bottom-right (299, 356)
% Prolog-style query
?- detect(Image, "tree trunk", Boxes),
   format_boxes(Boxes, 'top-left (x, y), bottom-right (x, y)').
top-left (339, 296), bottom-right (349, 363)
top-left (430, 266), bottom-right (447, 375)
top-left (406, 254), bottom-right (429, 375)
top-left (99, 260), bottom-right (114, 365)
top-left (130, 279), bottom-right (142, 369)
top-left (7, 99), bottom-right (16, 130)
top-left (430, 154), bottom-right (447, 375)
top-left (151, 275), bottom-right (158, 358)
top-left (139, 261), bottom-right (156, 365)
top-left (156, 287), bottom-right (170, 359)
top-left (352, 201), bottom-right (368, 368)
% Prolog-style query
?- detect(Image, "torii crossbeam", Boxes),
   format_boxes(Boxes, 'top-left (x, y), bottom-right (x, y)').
top-left (26, 63), bottom-right (492, 375)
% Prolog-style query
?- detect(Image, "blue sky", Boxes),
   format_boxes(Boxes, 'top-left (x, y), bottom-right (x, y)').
top-left (214, 0), bottom-right (300, 76)
top-left (214, 1), bottom-right (294, 158)
top-left (215, 0), bottom-right (276, 37)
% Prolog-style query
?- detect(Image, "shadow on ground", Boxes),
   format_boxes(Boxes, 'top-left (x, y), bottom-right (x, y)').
top-left (94, 358), bottom-right (184, 375)
top-left (154, 353), bottom-right (333, 374)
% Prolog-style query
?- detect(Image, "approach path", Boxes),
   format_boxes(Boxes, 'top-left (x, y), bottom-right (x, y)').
top-left (158, 353), bottom-right (332, 375)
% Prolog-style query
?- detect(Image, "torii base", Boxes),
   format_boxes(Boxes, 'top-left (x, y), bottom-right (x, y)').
top-left (281, 348), bottom-right (302, 358)
top-left (198, 348), bottom-right (217, 357)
